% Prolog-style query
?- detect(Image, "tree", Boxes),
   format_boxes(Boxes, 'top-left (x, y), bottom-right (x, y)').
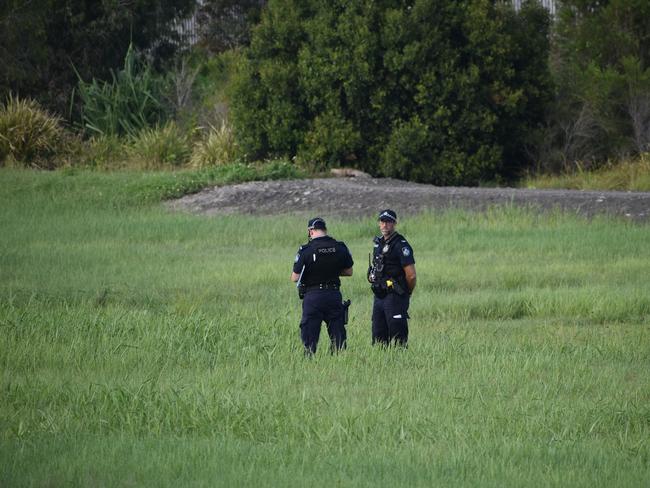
top-left (545, 0), bottom-right (650, 166)
top-left (231, 0), bottom-right (553, 184)
top-left (230, 0), bottom-right (312, 160)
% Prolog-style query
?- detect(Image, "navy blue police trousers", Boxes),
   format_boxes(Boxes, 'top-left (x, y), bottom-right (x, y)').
top-left (372, 292), bottom-right (410, 346)
top-left (300, 289), bottom-right (346, 354)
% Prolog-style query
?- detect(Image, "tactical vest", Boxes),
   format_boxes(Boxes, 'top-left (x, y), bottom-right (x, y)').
top-left (374, 233), bottom-right (408, 292)
top-left (382, 233), bottom-right (406, 282)
top-left (302, 237), bottom-right (345, 287)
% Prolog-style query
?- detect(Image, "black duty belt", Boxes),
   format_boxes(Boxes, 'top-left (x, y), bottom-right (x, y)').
top-left (305, 283), bottom-right (340, 292)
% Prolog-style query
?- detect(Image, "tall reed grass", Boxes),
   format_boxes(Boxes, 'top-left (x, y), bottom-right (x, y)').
top-left (0, 95), bottom-right (65, 167)
top-left (75, 44), bottom-right (166, 137)
top-left (127, 122), bottom-right (192, 168)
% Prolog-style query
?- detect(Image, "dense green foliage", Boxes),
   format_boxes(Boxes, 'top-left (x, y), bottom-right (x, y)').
top-left (231, 0), bottom-right (553, 184)
top-left (540, 0), bottom-right (650, 169)
top-left (1, 169), bottom-right (649, 486)
top-left (0, 0), bottom-right (195, 116)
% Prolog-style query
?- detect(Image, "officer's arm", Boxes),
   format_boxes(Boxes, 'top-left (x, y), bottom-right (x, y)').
top-left (404, 264), bottom-right (416, 293)
top-left (339, 244), bottom-right (354, 277)
top-left (291, 249), bottom-right (304, 282)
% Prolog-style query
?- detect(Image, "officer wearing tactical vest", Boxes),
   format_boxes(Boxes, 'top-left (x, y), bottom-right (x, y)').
top-left (367, 209), bottom-right (416, 346)
top-left (291, 217), bottom-right (354, 355)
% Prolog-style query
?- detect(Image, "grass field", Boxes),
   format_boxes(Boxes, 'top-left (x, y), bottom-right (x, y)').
top-left (1, 168), bottom-right (649, 487)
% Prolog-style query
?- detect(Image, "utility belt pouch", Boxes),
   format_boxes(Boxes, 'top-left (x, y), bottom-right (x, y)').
top-left (371, 282), bottom-right (387, 299)
top-left (342, 299), bottom-right (351, 325)
top-left (298, 283), bottom-right (306, 300)
top-left (390, 279), bottom-right (407, 296)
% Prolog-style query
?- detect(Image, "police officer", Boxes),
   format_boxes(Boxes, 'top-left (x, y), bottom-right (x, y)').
top-left (291, 217), bottom-right (354, 355)
top-left (367, 209), bottom-right (416, 346)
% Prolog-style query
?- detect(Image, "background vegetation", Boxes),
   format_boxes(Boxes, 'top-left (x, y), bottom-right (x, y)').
top-left (524, 153), bottom-right (650, 191)
top-left (1, 169), bottom-right (649, 486)
top-left (0, 0), bottom-right (196, 116)
top-left (537, 0), bottom-right (650, 172)
top-left (2, 0), bottom-right (649, 186)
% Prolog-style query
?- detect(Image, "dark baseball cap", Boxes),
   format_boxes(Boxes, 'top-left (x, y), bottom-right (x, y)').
top-left (307, 217), bottom-right (327, 230)
top-left (378, 209), bottom-right (397, 222)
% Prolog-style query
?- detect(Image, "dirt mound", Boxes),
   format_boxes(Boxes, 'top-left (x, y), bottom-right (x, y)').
top-left (167, 177), bottom-right (650, 222)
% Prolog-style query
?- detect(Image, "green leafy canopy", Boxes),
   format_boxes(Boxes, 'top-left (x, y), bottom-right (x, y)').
top-left (231, 0), bottom-right (553, 185)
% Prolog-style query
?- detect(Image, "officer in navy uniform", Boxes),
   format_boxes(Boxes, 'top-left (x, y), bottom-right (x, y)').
top-left (367, 209), bottom-right (416, 346)
top-left (291, 217), bottom-right (354, 355)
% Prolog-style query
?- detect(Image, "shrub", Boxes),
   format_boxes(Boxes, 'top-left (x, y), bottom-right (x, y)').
top-left (78, 135), bottom-right (129, 168)
top-left (127, 122), bottom-right (191, 169)
top-left (75, 44), bottom-right (166, 137)
top-left (201, 159), bottom-right (303, 185)
top-left (256, 158), bottom-right (303, 180)
top-left (0, 95), bottom-right (65, 168)
top-left (380, 116), bottom-right (502, 185)
top-left (190, 122), bottom-right (239, 168)
top-left (380, 116), bottom-right (441, 183)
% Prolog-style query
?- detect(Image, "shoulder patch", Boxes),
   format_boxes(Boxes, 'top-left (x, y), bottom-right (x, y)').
top-left (402, 247), bottom-right (411, 257)
top-left (294, 253), bottom-right (300, 263)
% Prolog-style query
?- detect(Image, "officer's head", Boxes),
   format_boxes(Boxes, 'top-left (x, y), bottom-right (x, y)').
top-left (378, 209), bottom-right (397, 237)
top-left (307, 217), bottom-right (327, 239)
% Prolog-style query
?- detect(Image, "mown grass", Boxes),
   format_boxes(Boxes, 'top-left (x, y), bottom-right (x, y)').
top-left (1, 168), bottom-right (649, 487)
top-left (523, 154), bottom-right (650, 192)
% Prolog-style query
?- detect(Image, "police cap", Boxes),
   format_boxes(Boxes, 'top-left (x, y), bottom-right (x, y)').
top-left (307, 217), bottom-right (327, 230)
top-left (378, 209), bottom-right (397, 222)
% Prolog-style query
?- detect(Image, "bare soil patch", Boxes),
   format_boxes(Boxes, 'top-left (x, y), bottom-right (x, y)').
top-left (167, 177), bottom-right (650, 222)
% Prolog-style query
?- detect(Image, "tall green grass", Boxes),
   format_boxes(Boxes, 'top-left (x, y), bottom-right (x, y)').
top-left (1, 169), bottom-right (648, 487)
top-left (523, 154), bottom-right (650, 191)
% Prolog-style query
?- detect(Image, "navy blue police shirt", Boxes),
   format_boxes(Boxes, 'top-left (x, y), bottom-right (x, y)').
top-left (373, 232), bottom-right (415, 288)
top-left (293, 236), bottom-right (354, 287)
